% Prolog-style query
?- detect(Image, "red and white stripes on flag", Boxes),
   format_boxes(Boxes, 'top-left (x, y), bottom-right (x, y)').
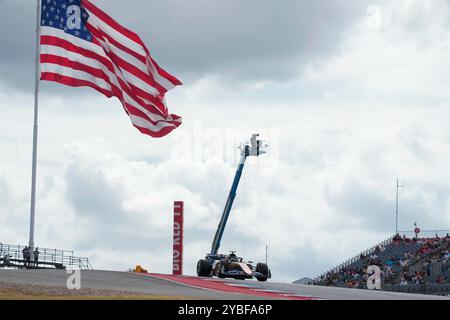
top-left (40, 0), bottom-right (182, 138)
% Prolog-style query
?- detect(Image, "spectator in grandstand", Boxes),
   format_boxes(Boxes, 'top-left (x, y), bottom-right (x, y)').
top-left (385, 258), bottom-right (395, 267)
top-left (399, 257), bottom-right (408, 268)
top-left (400, 276), bottom-right (408, 285)
top-left (436, 276), bottom-right (446, 284)
top-left (385, 265), bottom-right (395, 279)
top-left (443, 251), bottom-right (450, 264)
top-left (413, 272), bottom-right (425, 284)
top-left (362, 273), bottom-right (369, 283)
top-left (424, 261), bottom-right (432, 277)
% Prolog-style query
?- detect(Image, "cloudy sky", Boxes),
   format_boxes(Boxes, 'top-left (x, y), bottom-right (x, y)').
top-left (1, 0), bottom-right (450, 282)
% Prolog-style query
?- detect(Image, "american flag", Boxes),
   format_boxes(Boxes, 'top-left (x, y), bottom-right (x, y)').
top-left (40, 0), bottom-right (182, 138)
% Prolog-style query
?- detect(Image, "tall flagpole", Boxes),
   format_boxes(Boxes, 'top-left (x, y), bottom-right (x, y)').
top-left (29, 0), bottom-right (41, 255)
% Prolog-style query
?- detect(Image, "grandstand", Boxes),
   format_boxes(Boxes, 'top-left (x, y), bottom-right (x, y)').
top-left (314, 234), bottom-right (450, 296)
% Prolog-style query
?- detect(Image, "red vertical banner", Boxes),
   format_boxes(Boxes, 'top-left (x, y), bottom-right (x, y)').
top-left (173, 201), bottom-right (184, 275)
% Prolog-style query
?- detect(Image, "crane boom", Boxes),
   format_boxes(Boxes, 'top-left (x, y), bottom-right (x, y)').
top-left (210, 147), bottom-right (249, 255)
top-left (210, 134), bottom-right (266, 255)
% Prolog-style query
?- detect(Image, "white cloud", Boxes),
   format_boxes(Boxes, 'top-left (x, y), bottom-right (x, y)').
top-left (302, 0), bottom-right (450, 106)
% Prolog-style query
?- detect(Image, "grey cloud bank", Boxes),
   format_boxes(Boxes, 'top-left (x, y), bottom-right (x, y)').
top-left (0, 0), bottom-right (375, 91)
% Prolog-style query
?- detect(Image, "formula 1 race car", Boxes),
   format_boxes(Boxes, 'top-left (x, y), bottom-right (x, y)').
top-left (197, 251), bottom-right (271, 282)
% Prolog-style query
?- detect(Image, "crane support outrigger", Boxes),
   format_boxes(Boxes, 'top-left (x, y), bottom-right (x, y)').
top-left (197, 134), bottom-right (271, 281)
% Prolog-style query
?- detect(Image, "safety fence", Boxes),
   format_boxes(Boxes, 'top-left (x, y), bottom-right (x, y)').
top-left (0, 242), bottom-right (92, 270)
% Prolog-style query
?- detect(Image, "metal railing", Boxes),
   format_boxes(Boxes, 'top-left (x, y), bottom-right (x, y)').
top-left (0, 243), bottom-right (92, 270)
top-left (399, 230), bottom-right (450, 237)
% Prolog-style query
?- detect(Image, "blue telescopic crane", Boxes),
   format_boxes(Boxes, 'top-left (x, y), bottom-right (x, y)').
top-left (209, 146), bottom-right (248, 255)
top-left (197, 134), bottom-right (271, 281)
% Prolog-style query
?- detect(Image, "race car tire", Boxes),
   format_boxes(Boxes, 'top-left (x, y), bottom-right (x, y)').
top-left (256, 263), bottom-right (270, 282)
top-left (197, 259), bottom-right (212, 277)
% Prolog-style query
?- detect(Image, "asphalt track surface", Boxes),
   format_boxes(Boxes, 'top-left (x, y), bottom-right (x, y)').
top-left (0, 269), bottom-right (449, 300)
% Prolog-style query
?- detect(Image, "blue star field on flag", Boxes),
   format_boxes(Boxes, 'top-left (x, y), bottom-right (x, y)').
top-left (41, 0), bottom-right (92, 42)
